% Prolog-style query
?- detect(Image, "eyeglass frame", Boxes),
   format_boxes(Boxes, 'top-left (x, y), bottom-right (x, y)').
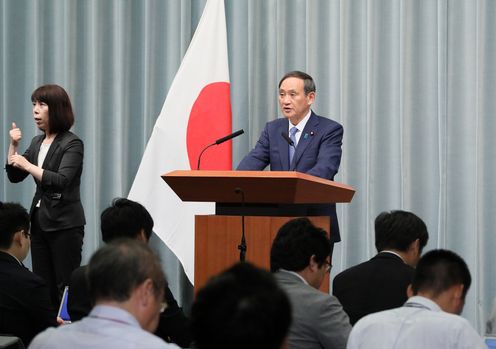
top-left (160, 302), bottom-right (168, 313)
top-left (324, 260), bottom-right (332, 273)
top-left (19, 229), bottom-right (31, 239)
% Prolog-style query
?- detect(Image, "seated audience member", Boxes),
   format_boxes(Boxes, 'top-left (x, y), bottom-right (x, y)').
top-left (347, 249), bottom-right (487, 349)
top-left (0, 202), bottom-right (58, 345)
top-left (29, 239), bottom-right (179, 349)
top-left (333, 210), bottom-right (428, 324)
top-left (191, 262), bottom-right (291, 349)
top-left (270, 217), bottom-right (351, 349)
top-left (67, 198), bottom-right (191, 347)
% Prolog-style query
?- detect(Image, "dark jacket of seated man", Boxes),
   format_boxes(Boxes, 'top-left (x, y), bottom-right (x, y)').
top-left (333, 210), bottom-right (429, 325)
top-left (0, 203), bottom-right (58, 346)
top-left (67, 198), bottom-right (191, 348)
top-left (332, 252), bottom-right (415, 325)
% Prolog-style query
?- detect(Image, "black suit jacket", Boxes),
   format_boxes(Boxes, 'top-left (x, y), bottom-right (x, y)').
top-left (67, 265), bottom-right (192, 348)
top-left (332, 252), bottom-right (414, 325)
top-left (0, 251), bottom-right (58, 345)
top-left (6, 131), bottom-right (85, 231)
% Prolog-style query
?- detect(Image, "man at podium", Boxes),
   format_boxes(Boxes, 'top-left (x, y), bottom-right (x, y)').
top-left (237, 71), bottom-right (343, 244)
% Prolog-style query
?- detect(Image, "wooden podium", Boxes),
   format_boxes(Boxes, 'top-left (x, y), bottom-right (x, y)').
top-left (162, 170), bottom-right (355, 292)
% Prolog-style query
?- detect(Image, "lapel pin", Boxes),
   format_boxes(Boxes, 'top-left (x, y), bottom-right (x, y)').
top-left (304, 133), bottom-right (309, 139)
top-left (310, 131), bottom-right (314, 136)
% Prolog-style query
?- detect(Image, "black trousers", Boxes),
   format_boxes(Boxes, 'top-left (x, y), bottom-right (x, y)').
top-left (31, 209), bottom-right (84, 307)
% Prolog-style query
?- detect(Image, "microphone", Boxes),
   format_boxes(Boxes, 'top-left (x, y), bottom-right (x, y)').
top-left (197, 129), bottom-right (244, 170)
top-left (281, 131), bottom-right (294, 146)
top-left (281, 132), bottom-right (297, 170)
top-left (215, 129), bottom-right (244, 145)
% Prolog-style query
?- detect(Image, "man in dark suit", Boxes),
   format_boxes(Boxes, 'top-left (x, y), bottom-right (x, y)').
top-left (67, 198), bottom-right (191, 348)
top-left (237, 71), bottom-right (343, 242)
top-left (0, 202), bottom-right (58, 346)
top-left (333, 210), bottom-right (429, 325)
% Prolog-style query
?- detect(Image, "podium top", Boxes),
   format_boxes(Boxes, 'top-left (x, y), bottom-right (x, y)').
top-left (162, 170), bottom-right (355, 204)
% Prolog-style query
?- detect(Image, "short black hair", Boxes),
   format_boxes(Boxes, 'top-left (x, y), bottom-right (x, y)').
top-left (191, 262), bottom-right (291, 349)
top-left (100, 198), bottom-right (154, 243)
top-left (411, 249), bottom-right (471, 298)
top-left (87, 239), bottom-right (165, 304)
top-left (279, 71), bottom-right (316, 95)
top-left (31, 84), bottom-right (74, 133)
top-left (0, 202), bottom-right (30, 249)
top-left (374, 210), bottom-right (429, 253)
top-left (270, 217), bottom-right (330, 272)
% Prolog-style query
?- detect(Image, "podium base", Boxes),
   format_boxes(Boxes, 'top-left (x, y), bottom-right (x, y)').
top-left (194, 215), bottom-right (330, 294)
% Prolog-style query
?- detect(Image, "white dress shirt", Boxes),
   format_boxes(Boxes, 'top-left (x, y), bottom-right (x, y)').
top-left (347, 296), bottom-right (486, 349)
top-left (29, 305), bottom-right (179, 349)
top-left (35, 143), bottom-right (51, 207)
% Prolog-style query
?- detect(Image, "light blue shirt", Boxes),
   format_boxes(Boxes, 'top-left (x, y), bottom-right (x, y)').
top-left (29, 305), bottom-right (179, 349)
top-left (347, 296), bottom-right (486, 349)
top-left (288, 109), bottom-right (312, 145)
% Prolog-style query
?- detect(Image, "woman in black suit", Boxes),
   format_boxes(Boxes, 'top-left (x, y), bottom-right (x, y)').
top-left (6, 84), bottom-right (85, 307)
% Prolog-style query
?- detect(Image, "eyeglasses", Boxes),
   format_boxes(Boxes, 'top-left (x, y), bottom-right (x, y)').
top-left (160, 302), bottom-right (168, 313)
top-left (324, 261), bottom-right (332, 273)
top-left (20, 229), bottom-right (31, 239)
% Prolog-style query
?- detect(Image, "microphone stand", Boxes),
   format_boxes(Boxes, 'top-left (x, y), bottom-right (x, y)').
top-left (197, 144), bottom-right (215, 170)
top-left (235, 187), bottom-right (247, 262)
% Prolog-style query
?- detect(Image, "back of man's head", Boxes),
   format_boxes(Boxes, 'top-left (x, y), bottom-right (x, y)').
top-left (0, 202), bottom-right (30, 250)
top-left (411, 249), bottom-right (471, 304)
top-left (375, 210), bottom-right (429, 253)
top-left (100, 198), bottom-right (153, 243)
top-left (87, 238), bottom-right (165, 305)
top-left (191, 262), bottom-right (291, 349)
top-left (270, 217), bottom-right (330, 272)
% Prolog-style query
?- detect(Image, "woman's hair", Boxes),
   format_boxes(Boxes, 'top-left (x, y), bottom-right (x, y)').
top-left (31, 84), bottom-right (75, 133)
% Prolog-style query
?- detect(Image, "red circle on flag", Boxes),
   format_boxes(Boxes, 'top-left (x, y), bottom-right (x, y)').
top-left (186, 82), bottom-right (232, 170)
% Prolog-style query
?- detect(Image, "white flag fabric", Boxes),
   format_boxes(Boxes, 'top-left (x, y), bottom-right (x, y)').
top-left (128, 0), bottom-right (231, 284)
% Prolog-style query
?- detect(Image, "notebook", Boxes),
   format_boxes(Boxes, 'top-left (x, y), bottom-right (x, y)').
top-left (57, 286), bottom-right (71, 324)
top-left (485, 336), bottom-right (496, 349)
